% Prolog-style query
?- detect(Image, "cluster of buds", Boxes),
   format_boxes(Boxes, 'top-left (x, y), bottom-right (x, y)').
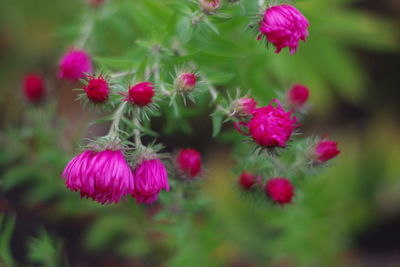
top-left (232, 83), bottom-right (339, 205)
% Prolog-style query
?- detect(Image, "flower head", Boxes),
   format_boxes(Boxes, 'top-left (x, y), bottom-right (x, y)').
top-left (265, 177), bottom-right (294, 204)
top-left (131, 154), bottom-right (169, 204)
top-left (83, 75), bottom-right (110, 103)
top-left (238, 171), bottom-right (257, 190)
top-left (124, 82), bottom-right (155, 107)
top-left (58, 49), bottom-right (93, 82)
top-left (199, 0), bottom-right (220, 14)
top-left (62, 149), bottom-right (134, 204)
top-left (236, 100), bottom-right (297, 148)
top-left (23, 73), bottom-right (45, 103)
top-left (258, 4), bottom-right (309, 54)
top-left (231, 97), bottom-right (257, 117)
top-left (176, 148), bottom-right (202, 178)
top-left (175, 73), bottom-right (197, 92)
top-left (286, 84), bottom-right (309, 109)
top-left (314, 140), bottom-right (340, 162)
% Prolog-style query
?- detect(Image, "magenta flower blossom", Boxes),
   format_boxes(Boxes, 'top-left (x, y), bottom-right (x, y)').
top-left (258, 4), bottom-right (309, 54)
top-left (131, 156), bottom-right (169, 204)
top-left (199, 0), bottom-right (220, 14)
top-left (235, 100), bottom-right (297, 148)
top-left (176, 148), bottom-right (202, 178)
top-left (265, 177), bottom-right (294, 205)
top-left (232, 97), bottom-right (257, 117)
top-left (122, 82), bottom-right (155, 107)
top-left (286, 84), bottom-right (309, 109)
top-left (23, 73), bottom-right (45, 103)
top-left (175, 73), bottom-right (197, 92)
top-left (238, 171), bottom-right (256, 190)
top-left (83, 75), bottom-right (110, 103)
top-left (315, 140), bottom-right (340, 162)
top-left (58, 49), bottom-right (93, 82)
top-left (62, 150), bottom-right (134, 204)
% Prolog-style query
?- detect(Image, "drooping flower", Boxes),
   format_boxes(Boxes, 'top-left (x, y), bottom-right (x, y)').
top-left (235, 99), bottom-right (297, 148)
top-left (258, 4), bottom-right (309, 54)
top-left (83, 75), bottom-right (110, 103)
top-left (62, 149), bottom-right (134, 204)
top-left (176, 148), bottom-right (202, 178)
top-left (238, 171), bottom-right (256, 190)
top-left (131, 155), bottom-right (169, 204)
top-left (265, 177), bottom-right (294, 204)
top-left (23, 73), bottom-right (45, 103)
top-left (58, 49), bottom-right (93, 82)
top-left (199, 0), bottom-right (220, 14)
top-left (175, 73), bottom-right (197, 92)
top-left (231, 97), bottom-right (257, 117)
top-left (314, 140), bottom-right (340, 163)
top-left (123, 82), bottom-right (155, 107)
top-left (287, 84), bottom-right (309, 109)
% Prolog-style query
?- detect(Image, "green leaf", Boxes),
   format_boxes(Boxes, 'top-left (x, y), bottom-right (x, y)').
top-left (211, 111), bottom-right (223, 137)
top-left (0, 215), bottom-right (15, 267)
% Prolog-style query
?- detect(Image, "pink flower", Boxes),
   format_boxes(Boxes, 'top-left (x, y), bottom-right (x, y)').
top-left (88, 0), bottom-right (105, 7)
top-left (123, 82), bottom-right (155, 107)
top-left (83, 75), bottom-right (110, 103)
top-left (258, 4), bottom-right (309, 54)
top-left (177, 148), bottom-right (202, 178)
top-left (235, 99), bottom-right (297, 148)
top-left (131, 156), bottom-right (169, 204)
top-left (265, 177), bottom-right (294, 204)
top-left (62, 150), bottom-right (134, 204)
top-left (287, 84), bottom-right (309, 109)
top-left (238, 171), bottom-right (256, 190)
top-left (199, 0), bottom-right (220, 14)
top-left (175, 73), bottom-right (197, 92)
top-left (23, 73), bottom-right (45, 103)
top-left (315, 140), bottom-right (340, 162)
top-left (232, 97), bottom-right (257, 117)
top-left (58, 49), bottom-right (93, 82)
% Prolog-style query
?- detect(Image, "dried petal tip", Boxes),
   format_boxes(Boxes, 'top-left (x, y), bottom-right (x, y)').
top-left (175, 73), bottom-right (197, 92)
top-left (131, 156), bottom-right (169, 205)
top-left (58, 49), bottom-right (93, 82)
top-left (177, 148), bottom-right (202, 179)
top-left (314, 140), bottom-right (340, 163)
top-left (62, 149), bottom-right (134, 205)
top-left (83, 75), bottom-right (110, 103)
top-left (287, 84), bottom-right (309, 109)
top-left (23, 73), bottom-right (45, 103)
top-left (124, 82), bottom-right (155, 107)
top-left (231, 97), bottom-right (257, 117)
top-left (199, 0), bottom-right (220, 14)
top-left (238, 171), bottom-right (256, 190)
top-left (258, 4), bottom-right (309, 54)
top-left (265, 177), bottom-right (294, 205)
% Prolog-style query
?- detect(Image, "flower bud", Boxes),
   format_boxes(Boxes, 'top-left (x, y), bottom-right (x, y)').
top-left (199, 0), bottom-right (220, 15)
top-left (231, 97), bottom-right (257, 117)
top-left (23, 73), bottom-right (45, 103)
top-left (314, 140), bottom-right (340, 163)
top-left (265, 177), bottom-right (294, 205)
top-left (176, 148), bottom-right (202, 178)
top-left (58, 49), bottom-right (93, 82)
top-left (286, 84), bottom-right (309, 109)
top-left (88, 0), bottom-right (105, 8)
top-left (258, 4), bottom-right (309, 54)
top-left (83, 75), bottom-right (110, 103)
top-left (238, 171), bottom-right (256, 190)
top-left (124, 82), bottom-right (155, 107)
top-left (175, 73), bottom-right (197, 93)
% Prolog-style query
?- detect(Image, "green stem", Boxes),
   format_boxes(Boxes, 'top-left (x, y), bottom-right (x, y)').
top-left (131, 107), bottom-right (143, 148)
top-left (107, 102), bottom-right (127, 138)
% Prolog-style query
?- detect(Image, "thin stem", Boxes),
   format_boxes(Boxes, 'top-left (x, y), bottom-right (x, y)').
top-left (107, 102), bottom-right (127, 137)
top-left (76, 14), bottom-right (95, 49)
top-left (266, 152), bottom-right (287, 174)
top-left (153, 60), bottom-right (170, 96)
top-left (111, 70), bottom-right (136, 79)
top-left (131, 107), bottom-right (143, 148)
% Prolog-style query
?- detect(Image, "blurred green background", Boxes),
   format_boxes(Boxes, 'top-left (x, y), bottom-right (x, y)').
top-left (0, 0), bottom-right (399, 266)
